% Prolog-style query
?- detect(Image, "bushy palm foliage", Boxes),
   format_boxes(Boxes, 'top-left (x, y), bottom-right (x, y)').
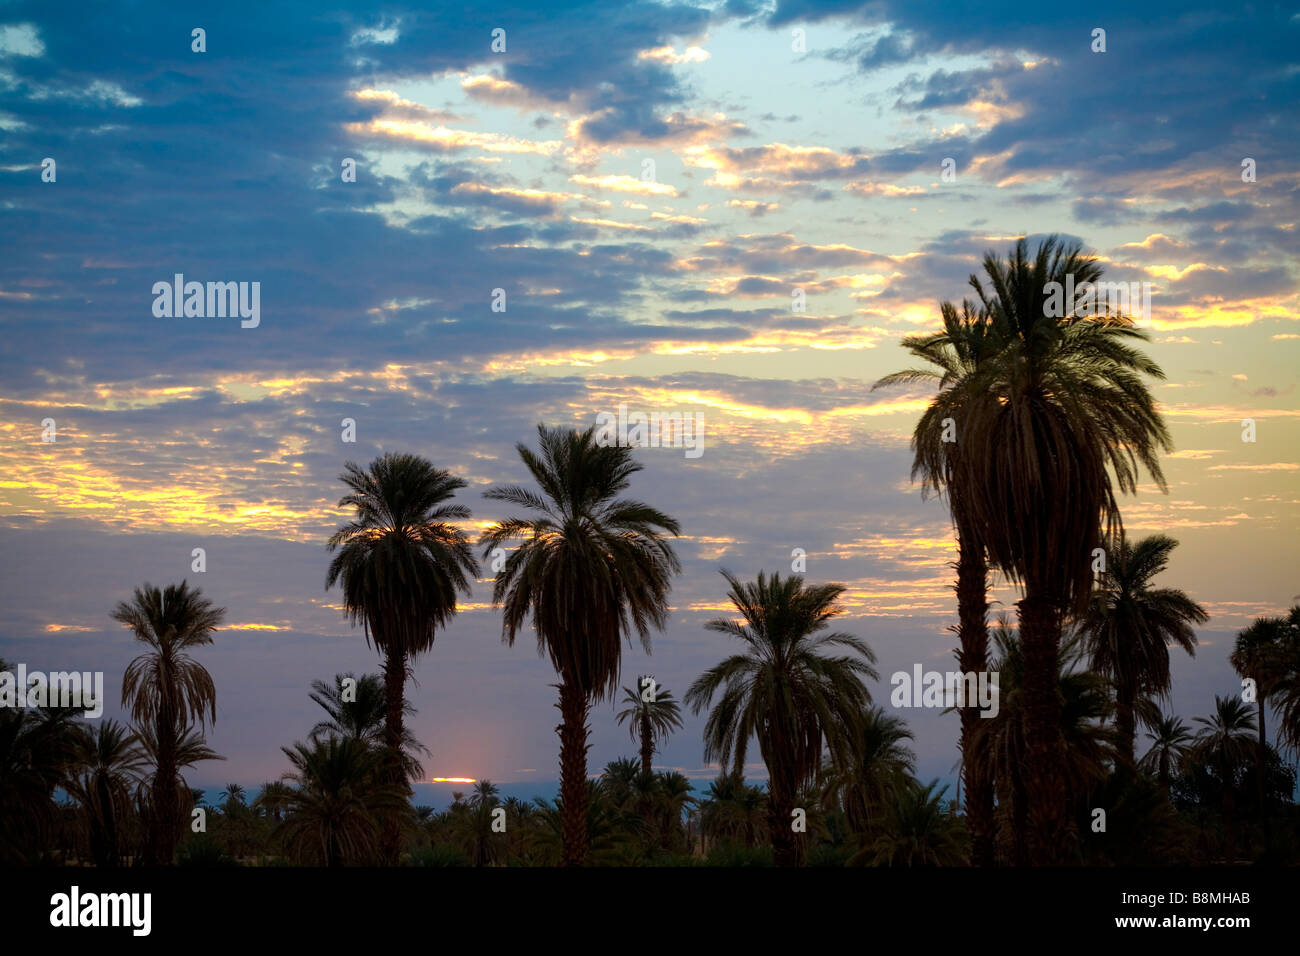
top-left (615, 678), bottom-right (683, 775)
top-left (66, 719), bottom-right (148, 867)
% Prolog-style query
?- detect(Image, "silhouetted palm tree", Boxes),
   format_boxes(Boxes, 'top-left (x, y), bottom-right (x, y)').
top-left (874, 298), bottom-right (1002, 865)
top-left (67, 720), bottom-right (147, 868)
top-left (1230, 611), bottom-right (1294, 818)
top-left (308, 673), bottom-right (429, 780)
top-left (687, 570), bottom-right (877, 867)
top-left (1272, 606), bottom-right (1300, 753)
top-left (956, 236), bottom-right (1171, 863)
top-left (278, 736), bottom-right (406, 867)
top-left (481, 425), bottom-right (680, 866)
top-left (853, 780), bottom-right (967, 867)
top-left (1194, 695), bottom-right (1256, 863)
top-left (0, 692), bottom-right (81, 865)
top-left (615, 677), bottom-right (683, 775)
top-left (699, 773), bottom-right (766, 851)
top-left (114, 581), bottom-right (225, 865)
top-left (821, 705), bottom-right (916, 837)
top-left (1081, 534), bottom-right (1206, 768)
top-left (326, 452), bottom-right (479, 864)
top-left (1139, 714), bottom-right (1194, 796)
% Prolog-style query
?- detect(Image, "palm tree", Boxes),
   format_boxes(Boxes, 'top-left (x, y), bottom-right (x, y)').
top-left (0, 697), bottom-right (81, 864)
top-left (113, 580), bottom-right (225, 865)
top-left (699, 773), bottom-right (766, 851)
top-left (615, 678), bottom-right (683, 775)
top-left (481, 424), bottom-right (681, 866)
top-left (853, 780), bottom-right (968, 867)
top-left (1194, 695), bottom-right (1256, 863)
top-left (874, 298), bottom-right (1002, 865)
top-left (1272, 606), bottom-right (1300, 754)
top-left (1139, 715), bottom-right (1194, 796)
top-left (325, 452), bottom-right (479, 864)
top-left (955, 236), bottom-right (1171, 863)
top-left (278, 736), bottom-right (407, 867)
top-left (67, 720), bottom-right (148, 867)
top-left (821, 705), bottom-right (916, 837)
top-left (686, 570), bottom-right (878, 867)
top-left (464, 779), bottom-right (502, 866)
top-left (1229, 612), bottom-right (1293, 818)
top-left (308, 673), bottom-right (429, 780)
top-left (1081, 534), bottom-right (1207, 768)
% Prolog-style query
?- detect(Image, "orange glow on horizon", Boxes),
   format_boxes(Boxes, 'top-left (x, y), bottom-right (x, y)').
top-left (431, 777), bottom-right (477, 784)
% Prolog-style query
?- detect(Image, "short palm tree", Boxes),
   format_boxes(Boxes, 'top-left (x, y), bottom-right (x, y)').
top-left (957, 236), bottom-right (1171, 863)
top-left (67, 719), bottom-right (148, 867)
top-left (326, 452), bottom-right (479, 864)
top-left (1139, 714), bottom-right (1194, 795)
top-left (113, 580), bottom-right (225, 865)
top-left (686, 570), bottom-right (878, 867)
top-left (308, 673), bottom-right (429, 780)
top-left (853, 780), bottom-right (967, 867)
top-left (481, 424), bottom-right (681, 866)
top-left (821, 705), bottom-right (916, 837)
top-left (874, 298), bottom-right (1002, 865)
top-left (615, 678), bottom-right (683, 775)
top-left (1081, 533), bottom-right (1207, 768)
top-left (278, 736), bottom-right (407, 867)
top-left (699, 773), bottom-right (766, 851)
top-left (1194, 696), bottom-right (1256, 863)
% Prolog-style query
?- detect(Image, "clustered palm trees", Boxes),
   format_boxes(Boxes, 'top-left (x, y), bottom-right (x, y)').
top-left (7, 236), bottom-right (1299, 868)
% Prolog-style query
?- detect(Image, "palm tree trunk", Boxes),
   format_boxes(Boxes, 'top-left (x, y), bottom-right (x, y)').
top-left (767, 765), bottom-right (797, 867)
top-left (153, 704), bottom-right (178, 866)
top-left (954, 529), bottom-right (994, 866)
top-left (1017, 593), bottom-right (1072, 865)
top-left (1116, 678), bottom-right (1137, 771)
top-left (380, 650), bottom-right (409, 866)
top-left (557, 678), bottom-right (590, 866)
top-left (639, 712), bottom-right (654, 776)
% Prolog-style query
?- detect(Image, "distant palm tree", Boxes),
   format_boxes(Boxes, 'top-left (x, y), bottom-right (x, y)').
top-left (481, 425), bottom-right (681, 866)
top-left (278, 737), bottom-right (407, 867)
top-left (654, 771), bottom-right (694, 851)
top-left (253, 781), bottom-right (294, 823)
top-left (67, 720), bottom-right (147, 868)
top-left (1139, 715), bottom-right (1194, 795)
top-left (308, 673), bottom-right (429, 780)
top-left (1081, 534), bottom-right (1207, 768)
top-left (1194, 695), bottom-right (1256, 863)
top-left (221, 783), bottom-right (246, 809)
top-left (874, 298), bottom-right (1002, 865)
top-left (955, 236), bottom-right (1171, 863)
top-left (687, 570), bottom-right (877, 867)
top-left (464, 779), bottom-right (502, 866)
top-left (326, 452), bottom-right (479, 864)
top-left (822, 705), bottom-right (916, 836)
top-left (699, 773), bottom-right (766, 851)
top-left (853, 780), bottom-right (967, 867)
top-left (616, 678), bottom-right (683, 775)
top-left (113, 580), bottom-right (225, 865)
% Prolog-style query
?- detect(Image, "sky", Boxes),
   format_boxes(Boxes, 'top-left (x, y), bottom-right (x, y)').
top-left (1, 0), bottom-right (1298, 793)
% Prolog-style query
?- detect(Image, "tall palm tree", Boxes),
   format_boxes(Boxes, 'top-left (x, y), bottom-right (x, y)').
top-left (67, 719), bottom-right (148, 868)
top-left (113, 580), bottom-right (225, 865)
top-left (615, 678), bottom-right (683, 775)
top-left (1229, 612), bottom-right (1293, 817)
top-left (1081, 534), bottom-right (1207, 768)
top-left (308, 673), bottom-right (429, 781)
top-left (1193, 695), bottom-right (1256, 863)
top-left (874, 298), bottom-right (1002, 865)
top-left (1139, 714), bottom-right (1194, 796)
top-left (326, 452), bottom-right (479, 864)
top-left (956, 236), bottom-right (1171, 863)
top-left (481, 424), bottom-right (681, 866)
top-left (821, 705), bottom-right (916, 837)
top-left (686, 570), bottom-right (878, 867)
top-left (278, 736), bottom-right (407, 867)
